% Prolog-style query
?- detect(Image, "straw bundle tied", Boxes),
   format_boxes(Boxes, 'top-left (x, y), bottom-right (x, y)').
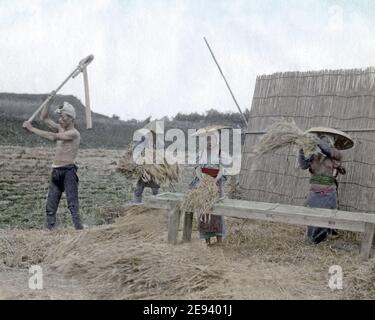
top-left (117, 143), bottom-right (142, 178)
top-left (117, 143), bottom-right (179, 186)
top-left (181, 174), bottom-right (218, 224)
top-left (253, 120), bottom-right (320, 157)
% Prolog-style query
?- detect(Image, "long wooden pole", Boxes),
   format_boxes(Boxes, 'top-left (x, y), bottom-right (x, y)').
top-left (28, 55), bottom-right (94, 123)
top-left (28, 68), bottom-right (80, 123)
top-left (203, 37), bottom-right (248, 127)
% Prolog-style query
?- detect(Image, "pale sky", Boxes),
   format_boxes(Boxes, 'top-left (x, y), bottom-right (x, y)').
top-left (1, 0), bottom-right (375, 120)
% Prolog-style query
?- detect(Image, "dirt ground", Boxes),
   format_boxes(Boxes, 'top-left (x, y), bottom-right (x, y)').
top-left (0, 145), bottom-right (374, 300)
top-left (1, 205), bottom-right (375, 300)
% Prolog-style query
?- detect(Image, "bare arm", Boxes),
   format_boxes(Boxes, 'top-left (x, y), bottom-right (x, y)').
top-left (318, 141), bottom-right (342, 161)
top-left (40, 92), bottom-right (59, 131)
top-left (23, 122), bottom-right (78, 142)
top-left (44, 118), bottom-right (60, 131)
top-left (23, 123), bottom-right (56, 141)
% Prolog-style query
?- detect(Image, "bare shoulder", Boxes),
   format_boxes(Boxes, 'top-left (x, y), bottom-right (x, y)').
top-left (72, 128), bottom-right (80, 137)
top-left (45, 118), bottom-right (60, 131)
top-left (68, 128), bottom-right (80, 139)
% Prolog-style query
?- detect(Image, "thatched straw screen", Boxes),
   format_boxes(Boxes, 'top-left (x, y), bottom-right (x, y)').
top-left (238, 68), bottom-right (375, 214)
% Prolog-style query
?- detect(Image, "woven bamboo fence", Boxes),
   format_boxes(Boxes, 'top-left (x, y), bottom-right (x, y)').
top-left (238, 68), bottom-right (375, 214)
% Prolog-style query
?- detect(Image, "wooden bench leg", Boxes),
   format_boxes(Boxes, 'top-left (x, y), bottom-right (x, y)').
top-left (182, 212), bottom-right (193, 242)
top-left (167, 205), bottom-right (181, 244)
top-left (360, 223), bottom-right (375, 261)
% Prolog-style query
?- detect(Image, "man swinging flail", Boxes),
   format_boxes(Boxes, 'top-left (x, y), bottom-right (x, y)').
top-left (23, 98), bottom-right (83, 230)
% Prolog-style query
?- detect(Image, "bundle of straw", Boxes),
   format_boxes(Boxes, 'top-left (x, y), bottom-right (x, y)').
top-left (139, 161), bottom-right (179, 186)
top-left (180, 174), bottom-right (218, 223)
top-left (117, 143), bottom-right (141, 179)
top-left (253, 120), bottom-right (319, 157)
top-left (117, 143), bottom-right (179, 186)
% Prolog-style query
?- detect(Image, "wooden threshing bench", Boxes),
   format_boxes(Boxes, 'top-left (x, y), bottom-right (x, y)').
top-left (144, 192), bottom-right (375, 260)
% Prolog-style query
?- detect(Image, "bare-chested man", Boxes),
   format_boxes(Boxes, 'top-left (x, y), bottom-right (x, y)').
top-left (23, 98), bottom-right (83, 230)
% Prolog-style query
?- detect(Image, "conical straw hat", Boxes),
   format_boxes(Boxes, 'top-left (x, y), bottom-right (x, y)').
top-left (306, 127), bottom-right (354, 150)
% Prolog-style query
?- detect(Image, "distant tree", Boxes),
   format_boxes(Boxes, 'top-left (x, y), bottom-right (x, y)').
top-left (161, 115), bottom-right (170, 122)
top-left (175, 112), bottom-right (202, 122)
top-left (205, 109), bottom-right (223, 122)
top-left (112, 114), bottom-right (120, 120)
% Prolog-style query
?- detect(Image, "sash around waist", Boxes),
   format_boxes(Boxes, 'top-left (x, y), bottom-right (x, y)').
top-left (309, 175), bottom-right (337, 186)
top-left (201, 168), bottom-right (219, 178)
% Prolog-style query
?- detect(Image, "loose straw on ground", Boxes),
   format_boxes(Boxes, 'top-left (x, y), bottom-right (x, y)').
top-left (1, 206), bottom-right (374, 299)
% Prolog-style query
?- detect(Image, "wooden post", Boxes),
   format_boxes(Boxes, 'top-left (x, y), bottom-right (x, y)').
top-left (182, 212), bottom-right (193, 242)
top-left (83, 67), bottom-right (92, 129)
top-left (360, 223), bottom-right (375, 260)
top-left (167, 205), bottom-right (181, 244)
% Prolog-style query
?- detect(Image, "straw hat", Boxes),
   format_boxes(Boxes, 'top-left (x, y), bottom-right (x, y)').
top-left (306, 127), bottom-right (354, 150)
top-left (190, 125), bottom-right (232, 137)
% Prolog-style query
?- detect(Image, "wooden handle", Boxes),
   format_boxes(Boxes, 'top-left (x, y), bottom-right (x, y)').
top-left (28, 95), bottom-right (53, 122)
top-left (83, 67), bottom-right (92, 129)
top-left (28, 55), bottom-right (94, 125)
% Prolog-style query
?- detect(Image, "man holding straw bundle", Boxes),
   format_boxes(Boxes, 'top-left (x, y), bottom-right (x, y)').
top-left (117, 120), bottom-right (179, 204)
top-left (298, 127), bottom-right (353, 244)
top-left (253, 121), bottom-right (354, 244)
top-left (132, 121), bottom-right (160, 203)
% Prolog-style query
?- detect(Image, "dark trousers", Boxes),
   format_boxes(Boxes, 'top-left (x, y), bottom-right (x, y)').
top-left (133, 178), bottom-right (160, 203)
top-left (46, 165), bottom-right (83, 230)
top-left (306, 190), bottom-right (337, 244)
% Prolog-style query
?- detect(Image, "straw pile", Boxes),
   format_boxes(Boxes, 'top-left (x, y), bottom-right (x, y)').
top-left (253, 120), bottom-right (319, 157)
top-left (117, 143), bottom-right (179, 186)
top-left (0, 206), bottom-right (225, 299)
top-left (1, 206), bottom-right (375, 299)
top-left (180, 175), bottom-right (219, 223)
top-left (0, 229), bottom-right (73, 269)
top-left (42, 206), bottom-right (224, 299)
top-left (344, 259), bottom-right (375, 299)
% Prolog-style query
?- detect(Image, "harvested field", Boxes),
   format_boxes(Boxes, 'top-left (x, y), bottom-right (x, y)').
top-left (0, 145), bottom-right (374, 299)
top-left (0, 145), bottom-right (191, 229)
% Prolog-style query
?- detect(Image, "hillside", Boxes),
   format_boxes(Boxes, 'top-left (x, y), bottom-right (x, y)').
top-left (0, 93), bottom-right (247, 149)
top-left (0, 93), bottom-right (147, 149)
